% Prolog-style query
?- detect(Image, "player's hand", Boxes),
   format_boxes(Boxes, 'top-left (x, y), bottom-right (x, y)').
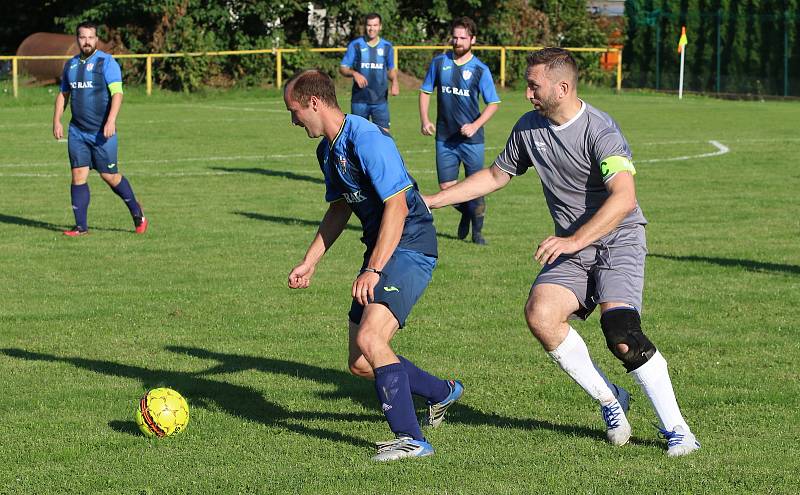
top-left (53, 122), bottom-right (63, 140)
top-left (421, 194), bottom-right (439, 209)
top-left (390, 81), bottom-right (400, 96)
top-left (534, 236), bottom-right (581, 265)
top-left (460, 122), bottom-right (479, 138)
top-left (421, 121), bottom-right (436, 136)
top-left (103, 121), bottom-right (116, 139)
top-left (288, 262), bottom-right (316, 289)
top-left (352, 270), bottom-right (380, 306)
top-left (353, 72), bottom-right (368, 88)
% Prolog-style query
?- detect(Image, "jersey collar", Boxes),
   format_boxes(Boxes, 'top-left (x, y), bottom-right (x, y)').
top-left (549, 99), bottom-right (586, 131)
top-left (365, 37), bottom-right (381, 47)
top-left (329, 115), bottom-right (347, 151)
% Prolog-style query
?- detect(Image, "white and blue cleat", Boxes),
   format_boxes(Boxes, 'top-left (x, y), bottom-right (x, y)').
top-left (659, 425), bottom-right (701, 457)
top-left (372, 436), bottom-right (435, 462)
top-left (426, 379), bottom-right (464, 428)
top-left (601, 384), bottom-right (632, 446)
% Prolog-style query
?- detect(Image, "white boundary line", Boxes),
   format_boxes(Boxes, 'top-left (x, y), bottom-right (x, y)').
top-left (0, 140), bottom-right (737, 177)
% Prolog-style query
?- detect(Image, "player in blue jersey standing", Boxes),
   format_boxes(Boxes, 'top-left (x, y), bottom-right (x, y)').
top-left (283, 70), bottom-right (463, 461)
top-left (339, 13), bottom-right (399, 132)
top-left (52, 22), bottom-right (147, 237)
top-left (419, 16), bottom-right (500, 245)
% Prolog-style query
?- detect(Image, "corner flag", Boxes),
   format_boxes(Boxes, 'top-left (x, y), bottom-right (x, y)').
top-left (678, 26), bottom-right (688, 53)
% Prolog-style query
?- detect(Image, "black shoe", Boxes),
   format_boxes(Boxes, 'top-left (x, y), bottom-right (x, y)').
top-left (457, 213), bottom-right (470, 240)
top-left (472, 232), bottom-right (487, 245)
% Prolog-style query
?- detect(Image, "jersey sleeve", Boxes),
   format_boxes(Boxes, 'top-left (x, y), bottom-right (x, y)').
top-left (60, 61), bottom-right (70, 93)
top-left (592, 125), bottom-right (635, 182)
top-left (479, 66), bottom-right (501, 104)
top-left (340, 40), bottom-right (357, 68)
top-left (317, 140), bottom-right (342, 202)
top-left (493, 117), bottom-right (532, 176)
top-left (420, 57), bottom-right (437, 93)
top-left (103, 56), bottom-right (123, 84)
top-left (385, 42), bottom-right (395, 70)
top-left (356, 132), bottom-right (412, 201)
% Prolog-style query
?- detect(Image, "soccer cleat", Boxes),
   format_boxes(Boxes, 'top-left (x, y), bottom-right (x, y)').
top-left (426, 379), bottom-right (464, 428)
top-left (63, 227), bottom-right (89, 237)
top-left (134, 215), bottom-right (149, 234)
top-left (372, 436), bottom-right (434, 462)
top-left (457, 213), bottom-right (470, 240)
top-left (659, 425), bottom-right (701, 457)
top-left (601, 384), bottom-right (632, 446)
top-left (471, 232), bottom-right (487, 245)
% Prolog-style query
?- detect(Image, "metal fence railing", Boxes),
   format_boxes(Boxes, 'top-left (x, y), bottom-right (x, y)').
top-left (0, 45), bottom-right (622, 97)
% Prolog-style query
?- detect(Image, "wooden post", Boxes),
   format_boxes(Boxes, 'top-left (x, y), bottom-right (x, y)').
top-left (616, 49), bottom-right (623, 93)
top-left (277, 49), bottom-right (283, 88)
top-left (12, 57), bottom-right (18, 98)
top-left (500, 47), bottom-right (506, 88)
top-left (146, 56), bottom-right (152, 96)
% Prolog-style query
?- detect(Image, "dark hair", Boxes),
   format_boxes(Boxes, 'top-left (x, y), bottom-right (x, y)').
top-left (365, 13), bottom-right (382, 24)
top-left (284, 69), bottom-right (340, 109)
top-left (76, 22), bottom-right (97, 36)
top-left (526, 47), bottom-right (579, 83)
top-left (451, 16), bottom-right (477, 37)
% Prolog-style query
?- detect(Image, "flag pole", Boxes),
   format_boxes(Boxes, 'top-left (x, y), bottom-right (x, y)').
top-left (678, 26), bottom-right (687, 99)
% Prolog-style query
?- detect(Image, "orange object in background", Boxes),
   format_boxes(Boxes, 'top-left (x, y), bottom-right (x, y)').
top-left (600, 44), bottom-right (622, 71)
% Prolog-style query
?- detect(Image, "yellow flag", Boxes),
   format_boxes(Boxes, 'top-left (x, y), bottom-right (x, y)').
top-left (678, 26), bottom-right (688, 53)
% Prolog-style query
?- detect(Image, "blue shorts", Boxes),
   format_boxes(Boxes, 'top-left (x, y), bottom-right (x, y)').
top-left (68, 124), bottom-right (119, 174)
top-left (435, 140), bottom-right (484, 183)
top-left (349, 247), bottom-right (436, 328)
top-left (351, 102), bottom-right (390, 129)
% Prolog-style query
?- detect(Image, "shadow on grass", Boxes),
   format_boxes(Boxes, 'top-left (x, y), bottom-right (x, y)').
top-left (109, 420), bottom-right (141, 437)
top-left (650, 253), bottom-right (800, 275)
top-left (0, 213), bottom-right (129, 234)
top-left (235, 211), bottom-right (460, 241)
top-left (0, 348), bottom-right (371, 448)
top-left (167, 346), bottom-right (611, 444)
top-left (210, 166), bottom-right (324, 185)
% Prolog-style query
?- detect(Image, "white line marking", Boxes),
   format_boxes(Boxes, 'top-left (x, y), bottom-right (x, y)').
top-left (637, 140), bottom-right (729, 163)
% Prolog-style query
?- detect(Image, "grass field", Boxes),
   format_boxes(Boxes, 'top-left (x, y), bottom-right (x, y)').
top-left (1, 82), bottom-right (799, 494)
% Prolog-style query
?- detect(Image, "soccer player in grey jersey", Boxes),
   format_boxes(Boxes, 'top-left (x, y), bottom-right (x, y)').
top-left (424, 48), bottom-right (700, 457)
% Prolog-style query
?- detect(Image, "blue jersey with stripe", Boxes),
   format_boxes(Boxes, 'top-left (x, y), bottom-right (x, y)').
top-left (60, 49), bottom-right (122, 133)
top-left (340, 37), bottom-right (395, 104)
top-left (316, 115), bottom-right (437, 258)
top-left (421, 52), bottom-right (500, 144)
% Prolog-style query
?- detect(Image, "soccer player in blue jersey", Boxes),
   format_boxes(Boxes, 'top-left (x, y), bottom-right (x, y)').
top-left (339, 13), bottom-right (399, 131)
top-left (284, 69), bottom-right (463, 461)
top-left (419, 16), bottom-right (500, 245)
top-left (52, 22), bottom-right (147, 237)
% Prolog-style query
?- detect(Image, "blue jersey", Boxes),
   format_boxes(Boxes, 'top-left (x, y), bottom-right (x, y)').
top-left (60, 49), bottom-right (122, 133)
top-left (420, 52), bottom-right (500, 144)
top-left (316, 115), bottom-right (437, 258)
top-left (340, 37), bottom-right (395, 104)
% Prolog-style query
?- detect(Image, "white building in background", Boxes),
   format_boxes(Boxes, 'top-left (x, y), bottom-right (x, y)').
top-left (308, 2), bottom-right (351, 45)
top-left (588, 0), bottom-right (626, 16)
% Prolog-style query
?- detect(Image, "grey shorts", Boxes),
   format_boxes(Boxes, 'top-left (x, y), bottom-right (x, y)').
top-left (533, 225), bottom-right (647, 320)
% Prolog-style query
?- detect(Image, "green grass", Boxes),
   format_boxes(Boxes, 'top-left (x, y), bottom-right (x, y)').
top-left (1, 84), bottom-right (799, 494)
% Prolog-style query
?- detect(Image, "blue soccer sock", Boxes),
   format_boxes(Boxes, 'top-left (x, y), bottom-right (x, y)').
top-left (374, 362), bottom-right (424, 441)
top-left (70, 183), bottom-right (90, 230)
top-left (397, 355), bottom-right (450, 404)
top-left (111, 176), bottom-right (142, 218)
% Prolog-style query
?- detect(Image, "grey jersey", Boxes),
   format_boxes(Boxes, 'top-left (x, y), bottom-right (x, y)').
top-left (494, 101), bottom-right (647, 237)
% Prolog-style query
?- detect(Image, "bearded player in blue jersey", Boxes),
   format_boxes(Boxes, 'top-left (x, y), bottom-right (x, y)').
top-left (284, 70), bottom-right (463, 461)
top-left (52, 22), bottom-right (147, 237)
top-left (339, 13), bottom-right (399, 131)
top-left (420, 17), bottom-right (500, 245)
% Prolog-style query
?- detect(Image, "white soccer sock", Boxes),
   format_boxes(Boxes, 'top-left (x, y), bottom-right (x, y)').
top-left (630, 351), bottom-right (689, 431)
top-left (548, 327), bottom-right (616, 404)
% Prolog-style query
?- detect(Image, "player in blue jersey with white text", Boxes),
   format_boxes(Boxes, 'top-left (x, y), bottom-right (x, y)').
top-left (52, 22), bottom-right (147, 236)
top-left (420, 17), bottom-right (500, 244)
top-left (283, 70), bottom-right (463, 462)
top-left (339, 13), bottom-right (398, 131)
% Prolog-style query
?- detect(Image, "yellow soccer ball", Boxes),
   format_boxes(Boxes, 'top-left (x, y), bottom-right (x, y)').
top-left (135, 387), bottom-right (190, 438)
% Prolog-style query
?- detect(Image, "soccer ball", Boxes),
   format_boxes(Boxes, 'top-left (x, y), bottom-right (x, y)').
top-left (135, 387), bottom-right (190, 438)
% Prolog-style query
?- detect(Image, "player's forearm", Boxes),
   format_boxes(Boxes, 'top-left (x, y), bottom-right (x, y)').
top-left (428, 166), bottom-right (510, 208)
top-left (569, 181), bottom-right (636, 249)
top-left (106, 93), bottom-right (123, 124)
top-left (304, 201), bottom-right (352, 265)
top-left (418, 92), bottom-right (431, 122)
top-left (339, 66), bottom-right (355, 78)
top-left (472, 103), bottom-right (499, 128)
top-left (388, 68), bottom-right (398, 84)
top-left (53, 93), bottom-right (66, 122)
top-left (366, 195), bottom-right (408, 271)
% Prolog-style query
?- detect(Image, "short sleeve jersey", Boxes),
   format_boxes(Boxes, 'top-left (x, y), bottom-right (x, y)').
top-left (340, 37), bottom-right (395, 104)
top-left (316, 115), bottom-right (438, 258)
top-left (60, 49), bottom-right (122, 133)
top-left (493, 101), bottom-right (647, 237)
top-left (420, 52), bottom-right (500, 145)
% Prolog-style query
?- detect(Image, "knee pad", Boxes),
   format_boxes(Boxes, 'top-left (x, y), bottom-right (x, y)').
top-left (600, 308), bottom-right (656, 372)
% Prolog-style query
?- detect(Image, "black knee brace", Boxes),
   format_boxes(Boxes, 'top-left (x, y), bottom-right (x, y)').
top-left (600, 308), bottom-right (656, 372)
